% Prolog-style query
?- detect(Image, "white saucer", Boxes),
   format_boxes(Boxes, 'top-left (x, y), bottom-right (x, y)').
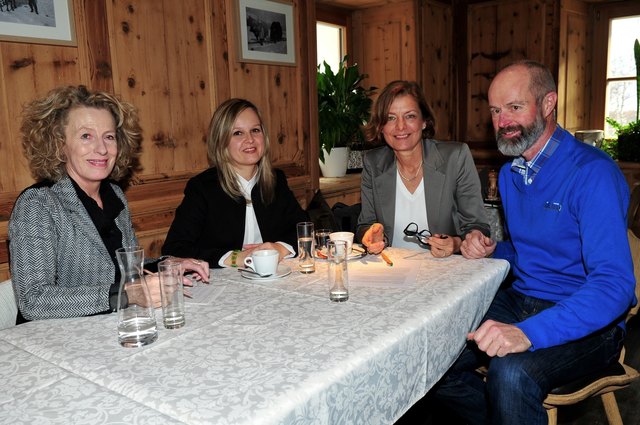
top-left (240, 265), bottom-right (292, 281)
top-left (315, 249), bottom-right (366, 261)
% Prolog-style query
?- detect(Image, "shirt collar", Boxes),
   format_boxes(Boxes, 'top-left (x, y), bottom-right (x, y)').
top-left (510, 127), bottom-right (562, 185)
top-left (237, 171), bottom-right (258, 200)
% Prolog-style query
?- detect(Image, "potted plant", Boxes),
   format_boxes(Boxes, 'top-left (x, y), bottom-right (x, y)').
top-left (317, 56), bottom-right (376, 177)
top-left (604, 39), bottom-right (640, 163)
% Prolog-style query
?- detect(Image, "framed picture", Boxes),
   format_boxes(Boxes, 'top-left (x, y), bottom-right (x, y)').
top-left (236, 0), bottom-right (295, 66)
top-left (0, 0), bottom-right (76, 46)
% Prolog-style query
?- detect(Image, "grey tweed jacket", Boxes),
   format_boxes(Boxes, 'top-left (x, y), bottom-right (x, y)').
top-left (8, 175), bottom-right (137, 321)
top-left (356, 139), bottom-right (490, 245)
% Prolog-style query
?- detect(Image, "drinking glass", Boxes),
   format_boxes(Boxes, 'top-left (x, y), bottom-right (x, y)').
top-left (116, 246), bottom-right (158, 347)
top-left (327, 240), bottom-right (349, 302)
top-left (158, 260), bottom-right (186, 329)
top-left (297, 222), bottom-right (315, 273)
top-left (315, 228), bottom-right (332, 255)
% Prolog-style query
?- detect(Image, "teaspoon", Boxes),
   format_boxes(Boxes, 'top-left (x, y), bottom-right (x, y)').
top-left (238, 268), bottom-right (272, 278)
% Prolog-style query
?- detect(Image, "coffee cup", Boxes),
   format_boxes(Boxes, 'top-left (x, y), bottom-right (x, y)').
top-left (329, 231), bottom-right (354, 254)
top-left (243, 249), bottom-right (279, 276)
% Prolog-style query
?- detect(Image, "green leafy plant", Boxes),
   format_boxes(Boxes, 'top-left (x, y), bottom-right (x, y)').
top-left (610, 118), bottom-right (640, 162)
top-left (600, 139), bottom-right (618, 161)
top-left (317, 56), bottom-right (376, 162)
top-left (606, 39), bottom-right (640, 162)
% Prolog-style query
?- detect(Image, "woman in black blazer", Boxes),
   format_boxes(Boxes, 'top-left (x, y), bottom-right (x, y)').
top-left (162, 98), bottom-right (307, 268)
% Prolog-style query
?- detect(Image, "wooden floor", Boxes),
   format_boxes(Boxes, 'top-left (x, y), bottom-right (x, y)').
top-left (397, 314), bottom-right (640, 425)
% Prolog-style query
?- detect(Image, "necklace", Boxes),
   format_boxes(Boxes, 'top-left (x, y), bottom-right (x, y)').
top-left (397, 161), bottom-right (423, 182)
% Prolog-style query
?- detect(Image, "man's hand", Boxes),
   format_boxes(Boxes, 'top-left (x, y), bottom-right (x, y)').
top-left (468, 319), bottom-right (532, 357)
top-left (461, 230), bottom-right (497, 259)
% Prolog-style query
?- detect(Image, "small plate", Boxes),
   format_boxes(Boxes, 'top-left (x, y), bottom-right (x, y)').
top-left (240, 265), bottom-right (292, 281)
top-left (315, 248), bottom-right (366, 261)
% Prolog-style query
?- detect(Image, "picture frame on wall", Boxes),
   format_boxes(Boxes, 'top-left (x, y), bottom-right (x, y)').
top-left (0, 0), bottom-right (76, 46)
top-left (236, 0), bottom-right (295, 66)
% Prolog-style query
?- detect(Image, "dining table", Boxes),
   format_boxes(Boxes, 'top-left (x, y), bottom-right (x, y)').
top-left (0, 247), bottom-right (509, 425)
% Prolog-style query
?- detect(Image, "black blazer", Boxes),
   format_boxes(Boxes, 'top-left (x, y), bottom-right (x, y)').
top-left (162, 168), bottom-right (308, 266)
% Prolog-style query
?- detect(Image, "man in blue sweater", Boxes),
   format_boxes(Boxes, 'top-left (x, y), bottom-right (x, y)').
top-left (431, 60), bottom-right (636, 424)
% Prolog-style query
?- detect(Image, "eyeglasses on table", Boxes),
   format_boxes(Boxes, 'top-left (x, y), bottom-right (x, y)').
top-left (403, 222), bottom-right (433, 248)
top-left (403, 222), bottom-right (448, 248)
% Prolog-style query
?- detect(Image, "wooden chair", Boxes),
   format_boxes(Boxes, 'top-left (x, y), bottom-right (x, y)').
top-left (542, 226), bottom-right (640, 425)
top-left (628, 184), bottom-right (640, 240)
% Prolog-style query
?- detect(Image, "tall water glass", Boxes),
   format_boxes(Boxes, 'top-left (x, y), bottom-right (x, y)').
top-left (116, 246), bottom-right (158, 347)
top-left (327, 240), bottom-right (349, 302)
top-left (297, 221), bottom-right (315, 273)
top-left (158, 260), bottom-right (186, 329)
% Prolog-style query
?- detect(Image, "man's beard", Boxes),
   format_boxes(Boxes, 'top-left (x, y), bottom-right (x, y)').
top-left (496, 113), bottom-right (545, 157)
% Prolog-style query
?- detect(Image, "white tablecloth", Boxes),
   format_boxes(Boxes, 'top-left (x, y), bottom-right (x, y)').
top-left (0, 248), bottom-right (509, 425)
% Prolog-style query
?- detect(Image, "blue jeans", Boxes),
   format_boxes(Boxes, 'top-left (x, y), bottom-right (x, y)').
top-left (430, 287), bottom-right (625, 425)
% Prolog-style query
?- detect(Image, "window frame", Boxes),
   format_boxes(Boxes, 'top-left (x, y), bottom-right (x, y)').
top-left (316, 21), bottom-right (347, 70)
top-left (591, 1), bottom-right (640, 132)
top-left (316, 3), bottom-right (351, 64)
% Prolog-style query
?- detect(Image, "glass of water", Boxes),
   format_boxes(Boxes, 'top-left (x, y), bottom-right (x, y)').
top-left (158, 260), bottom-right (186, 329)
top-left (314, 228), bottom-right (332, 256)
top-left (297, 221), bottom-right (315, 273)
top-left (327, 240), bottom-right (349, 302)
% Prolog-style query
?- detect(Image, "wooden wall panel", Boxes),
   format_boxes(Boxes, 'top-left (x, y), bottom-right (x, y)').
top-left (0, 44), bottom-right (82, 193)
top-left (557, 0), bottom-right (590, 133)
top-left (466, 2), bottom-right (499, 142)
top-left (466, 0), bottom-right (559, 144)
top-left (161, 1), bottom-right (213, 172)
top-left (209, 0), bottom-right (229, 104)
top-left (74, 0), bottom-right (114, 92)
top-left (419, 0), bottom-right (455, 141)
top-left (106, 0), bottom-right (212, 179)
top-left (351, 0), bottom-right (417, 92)
top-left (300, 0), bottom-right (320, 191)
top-left (0, 54), bottom-right (26, 195)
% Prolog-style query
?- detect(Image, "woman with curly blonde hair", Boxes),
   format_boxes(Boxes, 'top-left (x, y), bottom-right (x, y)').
top-left (9, 85), bottom-right (209, 324)
top-left (20, 85), bottom-right (141, 183)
